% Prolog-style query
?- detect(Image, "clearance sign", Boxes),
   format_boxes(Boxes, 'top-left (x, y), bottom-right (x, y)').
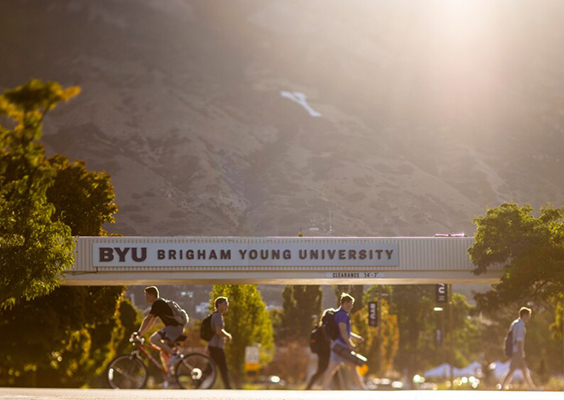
top-left (92, 238), bottom-right (399, 268)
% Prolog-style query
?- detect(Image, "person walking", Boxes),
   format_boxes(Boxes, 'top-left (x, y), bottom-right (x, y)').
top-left (133, 286), bottom-right (185, 376)
top-left (306, 309), bottom-right (331, 390)
top-left (322, 293), bottom-right (367, 390)
top-left (208, 296), bottom-right (233, 389)
top-left (498, 307), bottom-right (538, 390)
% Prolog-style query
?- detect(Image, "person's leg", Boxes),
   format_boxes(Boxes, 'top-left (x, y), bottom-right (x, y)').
top-left (150, 331), bottom-right (173, 355)
top-left (307, 352), bottom-right (330, 389)
top-left (351, 365), bottom-right (367, 390)
top-left (520, 362), bottom-right (536, 390)
top-left (322, 361), bottom-right (340, 389)
top-left (500, 366), bottom-right (515, 388)
top-left (150, 331), bottom-right (173, 373)
top-left (209, 346), bottom-right (231, 389)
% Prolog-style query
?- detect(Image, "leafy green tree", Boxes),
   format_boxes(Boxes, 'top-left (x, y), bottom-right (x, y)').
top-left (522, 304), bottom-right (564, 380)
top-left (0, 286), bottom-right (124, 387)
top-left (469, 203), bottom-right (564, 311)
top-left (469, 202), bottom-right (564, 350)
top-left (114, 298), bottom-right (144, 355)
top-left (390, 286), bottom-right (481, 382)
top-left (209, 285), bottom-right (274, 386)
top-left (0, 80), bottom-right (125, 387)
top-left (350, 298), bottom-right (399, 375)
top-left (0, 80), bottom-right (80, 309)
top-left (47, 155), bottom-right (117, 235)
top-left (279, 285), bottom-right (322, 342)
top-left (269, 308), bottom-right (284, 343)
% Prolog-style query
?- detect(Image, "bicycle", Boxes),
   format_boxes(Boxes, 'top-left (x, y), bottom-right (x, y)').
top-left (107, 333), bottom-right (217, 389)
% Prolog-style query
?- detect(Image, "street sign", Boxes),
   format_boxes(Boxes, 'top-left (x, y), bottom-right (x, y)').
top-left (244, 345), bottom-right (260, 376)
top-left (368, 301), bottom-right (378, 327)
top-left (436, 284), bottom-right (448, 303)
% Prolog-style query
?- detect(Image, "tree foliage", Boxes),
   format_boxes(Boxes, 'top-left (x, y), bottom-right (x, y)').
top-left (391, 286), bottom-right (480, 380)
top-left (47, 155), bottom-right (117, 236)
top-left (209, 285), bottom-right (274, 386)
top-left (469, 203), bottom-right (564, 311)
top-left (0, 79), bottom-right (125, 387)
top-left (0, 286), bottom-right (125, 386)
top-left (279, 285), bottom-right (322, 342)
top-left (350, 297), bottom-right (399, 375)
top-left (0, 80), bottom-right (80, 308)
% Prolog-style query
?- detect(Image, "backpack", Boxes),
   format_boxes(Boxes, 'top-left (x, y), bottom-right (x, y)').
top-left (200, 313), bottom-right (215, 342)
top-left (309, 325), bottom-right (326, 354)
top-left (504, 327), bottom-right (514, 358)
top-left (321, 308), bottom-right (340, 341)
top-left (165, 299), bottom-right (189, 326)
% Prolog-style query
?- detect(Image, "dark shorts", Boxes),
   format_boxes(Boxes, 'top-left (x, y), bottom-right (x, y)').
top-left (510, 354), bottom-right (527, 370)
top-left (158, 325), bottom-right (184, 343)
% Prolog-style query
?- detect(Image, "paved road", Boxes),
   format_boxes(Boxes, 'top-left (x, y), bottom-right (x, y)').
top-left (0, 388), bottom-right (561, 400)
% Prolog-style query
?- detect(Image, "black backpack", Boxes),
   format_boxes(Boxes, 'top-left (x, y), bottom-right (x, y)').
top-left (309, 325), bottom-right (328, 354)
top-left (504, 327), bottom-right (513, 358)
top-left (321, 308), bottom-right (340, 341)
top-left (200, 313), bottom-right (215, 342)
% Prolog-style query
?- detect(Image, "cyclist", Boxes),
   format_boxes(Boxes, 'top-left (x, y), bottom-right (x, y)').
top-left (133, 286), bottom-right (184, 377)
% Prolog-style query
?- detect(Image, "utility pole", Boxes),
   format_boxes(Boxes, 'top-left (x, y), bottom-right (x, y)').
top-left (448, 284), bottom-right (454, 389)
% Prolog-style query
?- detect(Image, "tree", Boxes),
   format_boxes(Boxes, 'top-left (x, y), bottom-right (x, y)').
top-left (350, 298), bottom-right (399, 376)
top-left (0, 286), bottom-right (124, 387)
top-left (209, 285), bottom-right (274, 386)
top-left (390, 286), bottom-right (481, 382)
top-left (0, 80), bottom-right (125, 387)
top-left (0, 80), bottom-right (80, 309)
top-left (279, 285), bottom-right (322, 342)
top-left (47, 155), bottom-right (117, 235)
top-left (469, 203), bottom-right (564, 310)
top-left (466, 203), bottom-right (564, 382)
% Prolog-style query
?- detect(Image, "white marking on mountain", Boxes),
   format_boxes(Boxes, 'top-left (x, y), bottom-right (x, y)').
top-left (280, 91), bottom-right (322, 117)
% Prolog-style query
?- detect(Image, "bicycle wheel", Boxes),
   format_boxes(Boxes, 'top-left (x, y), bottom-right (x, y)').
top-left (107, 354), bottom-right (148, 389)
top-left (175, 352), bottom-right (217, 389)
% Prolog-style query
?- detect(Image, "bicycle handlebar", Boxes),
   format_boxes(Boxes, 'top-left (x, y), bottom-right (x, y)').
top-left (129, 333), bottom-right (145, 344)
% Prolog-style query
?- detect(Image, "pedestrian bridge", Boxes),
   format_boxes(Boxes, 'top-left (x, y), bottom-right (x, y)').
top-left (61, 236), bottom-right (502, 285)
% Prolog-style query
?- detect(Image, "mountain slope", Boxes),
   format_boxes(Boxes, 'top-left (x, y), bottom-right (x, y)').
top-left (1, 0), bottom-right (563, 236)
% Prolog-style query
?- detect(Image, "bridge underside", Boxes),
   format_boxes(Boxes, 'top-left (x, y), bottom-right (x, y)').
top-left (62, 270), bottom-right (502, 286)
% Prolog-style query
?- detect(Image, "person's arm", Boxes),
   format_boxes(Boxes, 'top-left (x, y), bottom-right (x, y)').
top-left (136, 314), bottom-right (156, 337)
top-left (350, 332), bottom-right (364, 343)
top-left (516, 340), bottom-right (525, 358)
top-left (514, 323), bottom-right (525, 357)
top-left (338, 322), bottom-right (353, 348)
top-left (215, 324), bottom-right (232, 342)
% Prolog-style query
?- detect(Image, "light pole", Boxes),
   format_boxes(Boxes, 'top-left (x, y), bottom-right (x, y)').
top-left (378, 285), bottom-right (382, 375)
top-left (375, 287), bottom-right (389, 376)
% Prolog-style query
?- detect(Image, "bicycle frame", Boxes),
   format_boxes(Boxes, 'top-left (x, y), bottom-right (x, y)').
top-left (131, 337), bottom-right (168, 376)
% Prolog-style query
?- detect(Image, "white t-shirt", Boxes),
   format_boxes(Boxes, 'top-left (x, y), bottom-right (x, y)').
top-left (510, 318), bottom-right (526, 355)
